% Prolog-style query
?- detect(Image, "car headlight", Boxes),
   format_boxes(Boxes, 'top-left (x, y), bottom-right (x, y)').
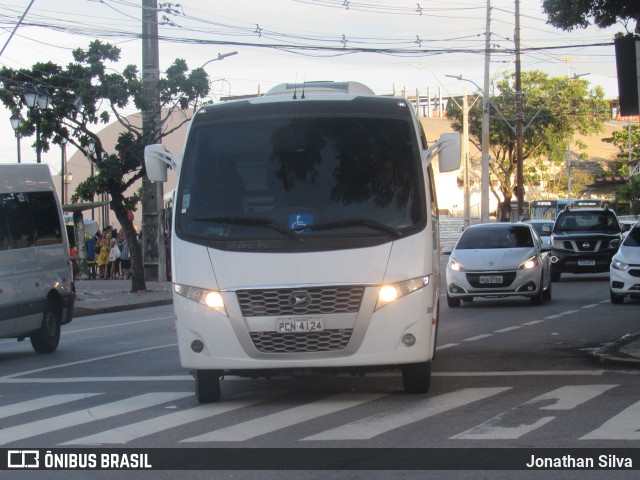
top-left (447, 258), bottom-right (465, 272)
top-left (611, 258), bottom-right (629, 271)
top-left (519, 256), bottom-right (538, 270)
top-left (174, 284), bottom-right (227, 315)
top-left (375, 276), bottom-right (430, 311)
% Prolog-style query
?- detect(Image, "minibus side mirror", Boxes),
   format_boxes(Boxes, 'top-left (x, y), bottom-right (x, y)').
top-left (144, 144), bottom-right (177, 182)
top-left (434, 133), bottom-right (461, 173)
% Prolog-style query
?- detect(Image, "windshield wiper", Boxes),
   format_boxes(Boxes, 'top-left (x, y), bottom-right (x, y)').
top-left (193, 216), bottom-right (304, 242)
top-left (292, 218), bottom-right (403, 238)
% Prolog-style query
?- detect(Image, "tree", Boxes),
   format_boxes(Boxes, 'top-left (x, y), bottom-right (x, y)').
top-left (0, 41), bottom-right (210, 292)
top-left (446, 71), bottom-right (609, 221)
top-left (542, 0), bottom-right (640, 34)
top-left (616, 175), bottom-right (640, 215)
top-left (604, 123), bottom-right (640, 175)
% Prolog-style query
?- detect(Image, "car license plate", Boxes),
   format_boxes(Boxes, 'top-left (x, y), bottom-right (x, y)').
top-left (578, 259), bottom-right (596, 266)
top-left (479, 275), bottom-right (503, 284)
top-left (277, 318), bottom-right (324, 333)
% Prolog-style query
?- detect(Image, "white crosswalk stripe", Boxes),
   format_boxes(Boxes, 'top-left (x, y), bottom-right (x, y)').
top-left (580, 399), bottom-right (640, 440)
top-left (0, 392), bottom-right (191, 445)
top-left (181, 392), bottom-right (387, 443)
top-left (303, 388), bottom-right (510, 441)
top-left (0, 394), bottom-right (101, 419)
top-left (62, 393), bottom-right (276, 445)
top-left (452, 385), bottom-right (618, 440)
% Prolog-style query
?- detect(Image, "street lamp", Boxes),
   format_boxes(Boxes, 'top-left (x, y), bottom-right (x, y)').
top-left (22, 86), bottom-right (50, 164)
top-left (9, 113), bottom-right (22, 163)
top-left (200, 51), bottom-right (238, 69)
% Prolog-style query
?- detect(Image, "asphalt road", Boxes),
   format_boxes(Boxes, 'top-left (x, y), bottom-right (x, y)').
top-left (1, 270), bottom-right (639, 479)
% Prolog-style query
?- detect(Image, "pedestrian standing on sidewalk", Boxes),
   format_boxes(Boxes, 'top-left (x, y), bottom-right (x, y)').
top-left (120, 235), bottom-right (131, 279)
top-left (108, 237), bottom-right (120, 280)
top-left (97, 235), bottom-right (110, 278)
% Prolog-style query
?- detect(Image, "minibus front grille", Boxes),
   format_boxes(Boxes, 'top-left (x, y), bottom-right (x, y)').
top-left (250, 329), bottom-right (353, 353)
top-left (237, 286), bottom-right (365, 316)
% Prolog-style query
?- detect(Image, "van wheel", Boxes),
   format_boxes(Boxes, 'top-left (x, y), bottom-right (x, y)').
top-left (402, 361), bottom-right (431, 394)
top-left (30, 300), bottom-right (61, 354)
top-left (195, 369), bottom-right (222, 403)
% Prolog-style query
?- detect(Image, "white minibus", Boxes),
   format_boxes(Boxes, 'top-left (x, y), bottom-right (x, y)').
top-left (0, 163), bottom-right (75, 353)
top-left (145, 81), bottom-right (460, 402)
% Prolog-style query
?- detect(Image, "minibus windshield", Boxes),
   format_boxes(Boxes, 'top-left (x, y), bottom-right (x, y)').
top-left (177, 115), bottom-right (425, 250)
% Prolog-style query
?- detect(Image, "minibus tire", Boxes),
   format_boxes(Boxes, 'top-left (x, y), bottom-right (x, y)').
top-left (30, 301), bottom-right (61, 354)
top-left (402, 361), bottom-right (431, 394)
top-left (195, 369), bottom-right (222, 403)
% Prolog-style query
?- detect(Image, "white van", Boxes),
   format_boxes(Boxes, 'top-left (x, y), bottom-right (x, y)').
top-left (0, 163), bottom-right (75, 353)
top-left (145, 81), bottom-right (460, 402)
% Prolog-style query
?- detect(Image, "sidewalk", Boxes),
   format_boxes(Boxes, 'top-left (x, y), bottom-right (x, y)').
top-left (73, 278), bottom-right (173, 317)
top-left (70, 278), bottom-right (639, 367)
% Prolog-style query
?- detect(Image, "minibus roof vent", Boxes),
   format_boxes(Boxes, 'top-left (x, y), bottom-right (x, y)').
top-left (265, 81), bottom-right (375, 97)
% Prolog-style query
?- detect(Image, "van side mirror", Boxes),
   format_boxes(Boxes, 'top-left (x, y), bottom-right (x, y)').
top-left (435, 133), bottom-right (461, 173)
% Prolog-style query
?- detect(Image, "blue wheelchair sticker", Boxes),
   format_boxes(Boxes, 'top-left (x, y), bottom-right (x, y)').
top-left (289, 213), bottom-right (314, 233)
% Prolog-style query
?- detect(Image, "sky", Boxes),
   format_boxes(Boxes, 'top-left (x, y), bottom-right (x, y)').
top-left (0, 0), bottom-right (628, 173)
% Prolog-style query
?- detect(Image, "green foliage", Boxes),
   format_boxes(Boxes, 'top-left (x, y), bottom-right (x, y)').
top-left (603, 123), bottom-right (640, 175)
top-left (542, 0), bottom-right (640, 34)
top-left (616, 176), bottom-right (640, 215)
top-left (446, 70), bottom-right (609, 219)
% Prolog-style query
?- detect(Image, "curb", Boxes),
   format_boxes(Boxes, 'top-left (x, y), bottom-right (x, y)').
top-left (73, 299), bottom-right (173, 318)
top-left (593, 333), bottom-right (640, 368)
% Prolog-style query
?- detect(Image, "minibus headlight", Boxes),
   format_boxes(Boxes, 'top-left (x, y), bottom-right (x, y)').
top-left (375, 276), bottom-right (430, 311)
top-left (174, 284), bottom-right (227, 315)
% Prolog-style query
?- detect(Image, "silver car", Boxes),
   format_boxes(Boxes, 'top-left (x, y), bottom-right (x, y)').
top-left (524, 219), bottom-right (554, 249)
top-left (610, 222), bottom-right (640, 304)
top-left (446, 223), bottom-right (552, 307)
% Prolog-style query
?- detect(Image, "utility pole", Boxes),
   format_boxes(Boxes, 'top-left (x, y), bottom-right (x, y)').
top-left (462, 87), bottom-right (470, 228)
top-left (481, 0), bottom-right (491, 223)
top-left (514, 0), bottom-right (524, 221)
top-left (141, 0), bottom-right (166, 282)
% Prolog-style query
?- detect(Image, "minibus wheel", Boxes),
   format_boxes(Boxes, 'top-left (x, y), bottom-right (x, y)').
top-left (195, 369), bottom-right (222, 403)
top-left (402, 361), bottom-right (431, 394)
top-left (30, 300), bottom-right (61, 354)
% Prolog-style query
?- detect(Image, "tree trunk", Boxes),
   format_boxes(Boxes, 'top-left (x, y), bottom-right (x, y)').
top-left (112, 202), bottom-right (147, 293)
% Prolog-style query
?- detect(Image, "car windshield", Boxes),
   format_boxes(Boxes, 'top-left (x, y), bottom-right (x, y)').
top-left (177, 115), bottom-right (425, 249)
top-left (554, 211), bottom-right (619, 232)
top-left (623, 226), bottom-right (640, 247)
top-left (456, 225), bottom-right (534, 249)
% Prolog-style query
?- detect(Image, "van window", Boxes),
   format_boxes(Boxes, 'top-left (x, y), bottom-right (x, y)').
top-left (177, 116), bottom-right (425, 251)
top-left (0, 191), bottom-right (63, 250)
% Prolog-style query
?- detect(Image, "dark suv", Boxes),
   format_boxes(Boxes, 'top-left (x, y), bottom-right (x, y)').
top-left (550, 206), bottom-right (622, 281)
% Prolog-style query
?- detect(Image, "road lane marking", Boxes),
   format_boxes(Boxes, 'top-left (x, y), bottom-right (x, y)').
top-left (0, 394), bottom-right (101, 419)
top-left (558, 310), bottom-right (579, 315)
top-left (543, 315), bottom-right (563, 320)
top-left (181, 392), bottom-right (386, 442)
top-left (523, 320), bottom-right (544, 325)
top-left (453, 385), bottom-right (617, 440)
top-left (494, 326), bottom-right (522, 333)
top-left (463, 334), bottom-right (493, 342)
top-left (303, 388), bottom-right (511, 441)
top-left (0, 392), bottom-right (191, 445)
top-left (581, 304), bottom-right (599, 309)
top-left (436, 343), bottom-right (459, 350)
top-left (0, 343), bottom-right (178, 379)
top-left (581, 399), bottom-right (640, 440)
top-left (63, 316), bottom-right (176, 335)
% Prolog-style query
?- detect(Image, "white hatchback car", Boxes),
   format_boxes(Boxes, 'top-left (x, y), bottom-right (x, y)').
top-left (446, 222), bottom-right (552, 307)
top-left (610, 222), bottom-right (640, 304)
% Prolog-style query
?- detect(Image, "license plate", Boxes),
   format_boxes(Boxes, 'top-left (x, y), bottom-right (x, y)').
top-left (578, 259), bottom-right (596, 266)
top-left (479, 275), bottom-right (503, 284)
top-left (277, 318), bottom-right (324, 333)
